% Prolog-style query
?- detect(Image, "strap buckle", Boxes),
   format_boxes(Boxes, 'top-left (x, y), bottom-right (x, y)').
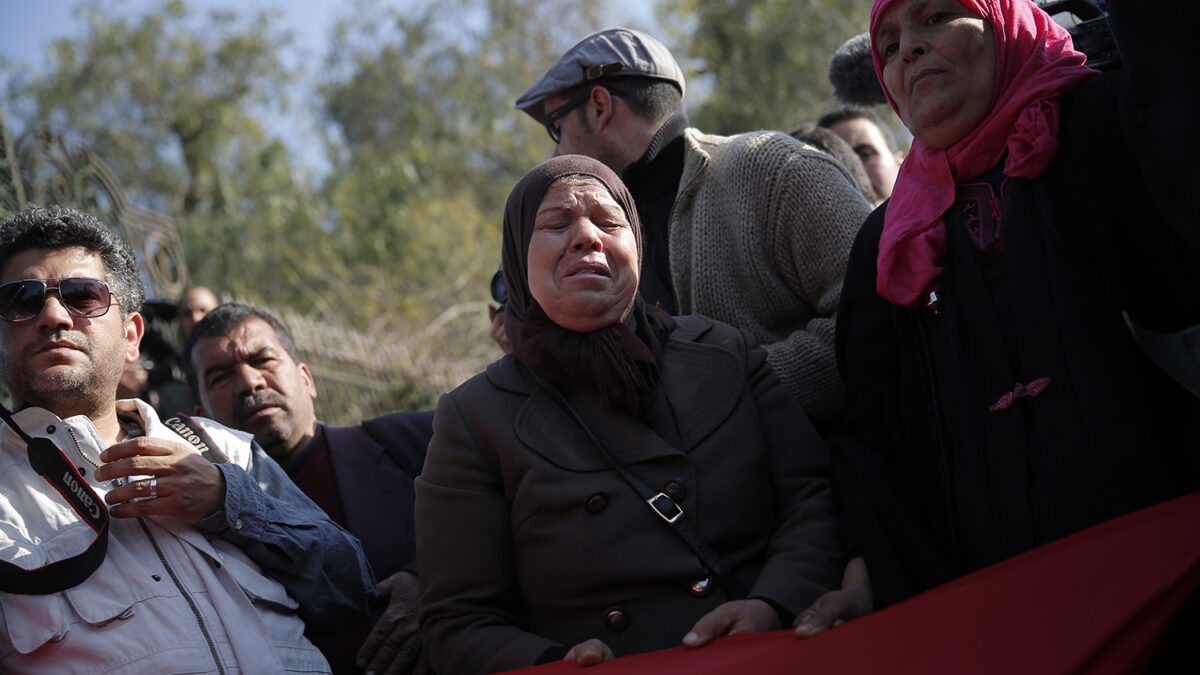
top-left (647, 493), bottom-right (683, 524)
top-left (584, 61), bottom-right (624, 81)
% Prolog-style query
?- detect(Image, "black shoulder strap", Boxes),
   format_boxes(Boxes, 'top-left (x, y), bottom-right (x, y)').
top-left (161, 413), bottom-right (229, 464)
top-left (0, 408), bottom-right (110, 595)
top-left (533, 377), bottom-right (750, 600)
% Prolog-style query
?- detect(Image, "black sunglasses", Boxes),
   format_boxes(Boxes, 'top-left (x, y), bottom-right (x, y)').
top-left (541, 87), bottom-right (626, 144)
top-left (0, 277), bottom-right (119, 322)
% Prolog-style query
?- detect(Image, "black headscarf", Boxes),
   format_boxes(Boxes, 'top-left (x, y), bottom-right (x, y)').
top-left (502, 155), bottom-right (675, 422)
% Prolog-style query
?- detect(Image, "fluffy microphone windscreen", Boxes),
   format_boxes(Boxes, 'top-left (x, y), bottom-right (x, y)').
top-left (829, 33), bottom-right (888, 107)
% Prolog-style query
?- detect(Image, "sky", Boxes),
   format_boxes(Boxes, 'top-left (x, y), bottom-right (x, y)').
top-left (0, 0), bottom-right (660, 173)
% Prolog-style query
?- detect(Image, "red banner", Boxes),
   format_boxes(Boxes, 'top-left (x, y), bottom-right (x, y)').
top-left (508, 492), bottom-right (1200, 674)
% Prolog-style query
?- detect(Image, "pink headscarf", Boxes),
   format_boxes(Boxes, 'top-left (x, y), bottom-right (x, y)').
top-left (870, 0), bottom-right (1095, 306)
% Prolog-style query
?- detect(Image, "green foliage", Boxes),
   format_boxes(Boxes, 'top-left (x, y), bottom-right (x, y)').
top-left (13, 0), bottom-right (298, 216)
top-left (659, 0), bottom-right (875, 134)
top-left (2, 0), bottom-right (892, 417)
top-left (315, 0), bottom-right (610, 328)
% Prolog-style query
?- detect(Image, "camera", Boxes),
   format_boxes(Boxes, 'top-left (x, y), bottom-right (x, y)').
top-left (490, 266), bottom-right (508, 306)
top-left (1037, 0), bottom-right (1121, 71)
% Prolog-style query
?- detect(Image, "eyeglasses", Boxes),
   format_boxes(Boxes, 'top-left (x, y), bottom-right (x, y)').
top-left (541, 87), bottom-right (626, 144)
top-left (0, 277), bottom-right (119, 322)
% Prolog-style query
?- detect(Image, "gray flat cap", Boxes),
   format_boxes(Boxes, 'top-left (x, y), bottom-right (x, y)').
top-left (515, 27), bottom-right (685, 120)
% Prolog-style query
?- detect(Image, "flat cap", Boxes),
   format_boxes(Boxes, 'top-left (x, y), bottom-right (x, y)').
top-left (515, 27), bottom-right (685, 120)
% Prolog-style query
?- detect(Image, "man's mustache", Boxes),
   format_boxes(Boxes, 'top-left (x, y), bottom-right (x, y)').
top-left (233, 391), bottom-right (289, 424)
top-left (23, 330), bottom-right (90, 359)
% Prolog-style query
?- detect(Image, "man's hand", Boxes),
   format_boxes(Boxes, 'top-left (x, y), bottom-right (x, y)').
top-left (357, 571), bottom-right (426, 675)
top-left (95, 437), bottom-right (226, 523)
top-left (563, 638), bottom-right (614, 667)
top-left (682, 598), bottom-right (780, 648)
top-left (793, 557), bottom-right (873, 637)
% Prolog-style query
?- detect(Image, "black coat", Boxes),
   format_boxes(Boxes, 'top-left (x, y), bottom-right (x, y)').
top-left (416, 316), bottom-right (841, 674)
top-left (324, 410), bottom-right (433, 578)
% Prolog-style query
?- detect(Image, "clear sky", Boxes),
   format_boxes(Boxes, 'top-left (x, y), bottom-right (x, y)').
top-left (0, 0), bottom-right (660, 172)
top-left (1, 0), bottom-right (660, 69)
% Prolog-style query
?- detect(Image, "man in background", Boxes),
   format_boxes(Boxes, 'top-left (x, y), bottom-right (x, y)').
top-left (514, 28), bottom-right (871, 424)
top-left (817, 107), bottom-right (905, 202)
top-left (187, 302), bottom-right (433, 674)
top-left (177, 285), bottom-right (219, 339)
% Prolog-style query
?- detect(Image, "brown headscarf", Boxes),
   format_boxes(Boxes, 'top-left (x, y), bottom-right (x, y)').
top-left (502, 155), bottom-right (675, 421)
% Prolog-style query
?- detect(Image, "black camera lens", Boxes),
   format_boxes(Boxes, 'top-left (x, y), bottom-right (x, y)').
top-left (490, 266), bottom-right (508, 305)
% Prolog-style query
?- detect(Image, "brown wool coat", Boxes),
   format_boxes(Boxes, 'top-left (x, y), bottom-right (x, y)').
top-left (415, 316), bottom-right (842, 674)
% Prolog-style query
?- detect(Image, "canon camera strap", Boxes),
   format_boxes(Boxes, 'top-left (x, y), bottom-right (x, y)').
top-left (0, 408), bottom-right (227, 595)
top-left (0, 403), bottom-right (110, 595)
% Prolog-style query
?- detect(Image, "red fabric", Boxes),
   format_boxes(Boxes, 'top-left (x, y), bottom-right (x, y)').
top-left (870, 0), bottom-right (1094, 306)
top-left (506, 492), bottom-right (1200, 674)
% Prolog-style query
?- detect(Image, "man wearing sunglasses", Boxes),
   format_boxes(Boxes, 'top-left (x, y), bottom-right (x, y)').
top-left (515, 28), bottom-right (872, 426)
top-left (0, 204), bottom-right (372, 673)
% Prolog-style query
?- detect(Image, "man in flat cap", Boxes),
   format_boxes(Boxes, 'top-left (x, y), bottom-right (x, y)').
top-left (515, 28), bottom-right (871, 425)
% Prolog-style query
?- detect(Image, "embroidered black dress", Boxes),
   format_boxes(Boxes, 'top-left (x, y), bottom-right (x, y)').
top-left (832, 48), bottom-right (1200, 606)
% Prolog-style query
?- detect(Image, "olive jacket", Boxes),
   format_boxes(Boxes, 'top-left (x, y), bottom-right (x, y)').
top-left (415, 316), bottom-right (841, 674)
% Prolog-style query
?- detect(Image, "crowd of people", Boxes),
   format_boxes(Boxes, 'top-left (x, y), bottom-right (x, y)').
top-left (1, 0), bottom-right (1197, 673)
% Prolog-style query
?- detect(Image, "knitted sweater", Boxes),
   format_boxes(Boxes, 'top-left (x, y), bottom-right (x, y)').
top-left (669, 128), bottom-right (871, 423)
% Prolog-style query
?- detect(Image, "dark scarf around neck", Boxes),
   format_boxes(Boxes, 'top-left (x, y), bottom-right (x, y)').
top-left (501, 155), bottom-right (675, 421)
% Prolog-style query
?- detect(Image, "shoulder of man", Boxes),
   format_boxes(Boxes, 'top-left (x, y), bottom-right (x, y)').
top-left (351, 411), bottom-right (435, 476)
top-left (684, 126), bottom-right (851, 180)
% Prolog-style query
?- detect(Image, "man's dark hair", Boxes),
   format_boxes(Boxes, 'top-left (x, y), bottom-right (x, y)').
top-left (618, 77), bottom-right (682, 121)
top-left (563, 76), bottom-right (682, 126)
top-left (817, 106), bottom-right (901, 154)
top-left (184, 302), bottom-right (300, 398)
top-left (0, 203), bottom-right (146, 317)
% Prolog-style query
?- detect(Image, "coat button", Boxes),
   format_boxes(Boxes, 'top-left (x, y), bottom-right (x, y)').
top-left (604, 607), bottom-right (630, 632)
top-left (585, 493), bottom-right (608, 513)
top-left (663, 479), bottom-right (686, 501)
top-left (689, 575), bottom-right (713, 597)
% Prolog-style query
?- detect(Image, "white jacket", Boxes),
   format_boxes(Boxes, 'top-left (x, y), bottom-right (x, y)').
top-left (0, 400), bottom-right (362, 674)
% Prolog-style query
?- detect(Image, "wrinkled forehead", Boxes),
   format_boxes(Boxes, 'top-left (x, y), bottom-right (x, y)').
top-left (194, 317), bottom-right (288, 368)
top-left (873, 0), bottom-right (921, 39)
top-left (540, 176), bottom-right (623, 213)
top-left (872, 0), bottom-right (984, 39)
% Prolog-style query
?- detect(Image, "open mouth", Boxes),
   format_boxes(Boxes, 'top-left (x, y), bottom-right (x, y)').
top-left (565, 262), bottom-right (610, 278)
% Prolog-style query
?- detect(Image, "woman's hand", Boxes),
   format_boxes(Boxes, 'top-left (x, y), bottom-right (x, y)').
top-left (794, 557), bottom-right (873, 637)
top-left (682, 598), bottom-right (780, 648)
top-left (564, 639), bottom-right (614, 667)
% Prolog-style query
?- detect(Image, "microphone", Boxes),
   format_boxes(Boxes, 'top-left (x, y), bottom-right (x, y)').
top-left (828, 33), bottom-right (887, 107)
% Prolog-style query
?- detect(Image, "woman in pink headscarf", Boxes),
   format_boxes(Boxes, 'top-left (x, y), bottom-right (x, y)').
top-left (824, 0), bottom-right (1200, 615)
